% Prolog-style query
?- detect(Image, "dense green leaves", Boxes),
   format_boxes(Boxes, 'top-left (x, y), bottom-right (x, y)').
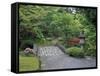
top-left (66, 47), bottom-right (84, 58)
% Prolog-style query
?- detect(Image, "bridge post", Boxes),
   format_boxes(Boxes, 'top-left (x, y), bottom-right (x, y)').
top-left (33, 44), bottom-right (38, 56)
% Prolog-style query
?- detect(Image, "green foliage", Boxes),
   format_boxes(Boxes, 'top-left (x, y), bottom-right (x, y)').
top-left (66, 47), bottom-right (84, 58)
top-left (20, 40), bottom-right (33, 50)
top-left (84, 39), bottom-right (96, 57)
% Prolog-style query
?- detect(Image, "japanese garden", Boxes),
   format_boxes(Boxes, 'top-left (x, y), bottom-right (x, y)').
top-left (19, 4), bottom-right (97, 71)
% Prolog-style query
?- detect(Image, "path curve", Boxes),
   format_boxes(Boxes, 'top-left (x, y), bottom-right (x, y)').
top-left (38, 46), bottom-right (96, 70)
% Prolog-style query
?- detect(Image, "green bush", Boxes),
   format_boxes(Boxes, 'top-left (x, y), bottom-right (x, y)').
top-left (66, 47), bottom-right (84, 58)
top-left (84, 41), bottom-right (96, 57)
top-left (20, 40), bottom-right (34, 50)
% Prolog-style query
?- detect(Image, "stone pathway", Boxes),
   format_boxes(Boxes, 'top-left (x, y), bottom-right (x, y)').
top-left (38, 46), bottom-right (96, 70)
top-left (38, 46), bottom-right (64, 56)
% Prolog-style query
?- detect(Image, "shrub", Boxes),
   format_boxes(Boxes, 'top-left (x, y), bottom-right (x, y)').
top-left (20, 40), bottom-right (34, 50)
top-left (66, 47), bottom-right (84, 58)
top-left (46, 38), bottom-right (52, 41)
top-left (84, 42), bottom-right (96, 57)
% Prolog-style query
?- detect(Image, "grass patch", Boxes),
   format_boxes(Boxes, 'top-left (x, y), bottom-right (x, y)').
top-left (19, 55), bottom-right (40, 72)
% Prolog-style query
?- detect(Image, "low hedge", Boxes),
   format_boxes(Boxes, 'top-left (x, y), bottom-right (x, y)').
top-left (66, 47), bottom-right (84, 58)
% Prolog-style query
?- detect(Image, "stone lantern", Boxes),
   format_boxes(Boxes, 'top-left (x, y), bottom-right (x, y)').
top-left (79, 31), bottom-right (85, 50)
